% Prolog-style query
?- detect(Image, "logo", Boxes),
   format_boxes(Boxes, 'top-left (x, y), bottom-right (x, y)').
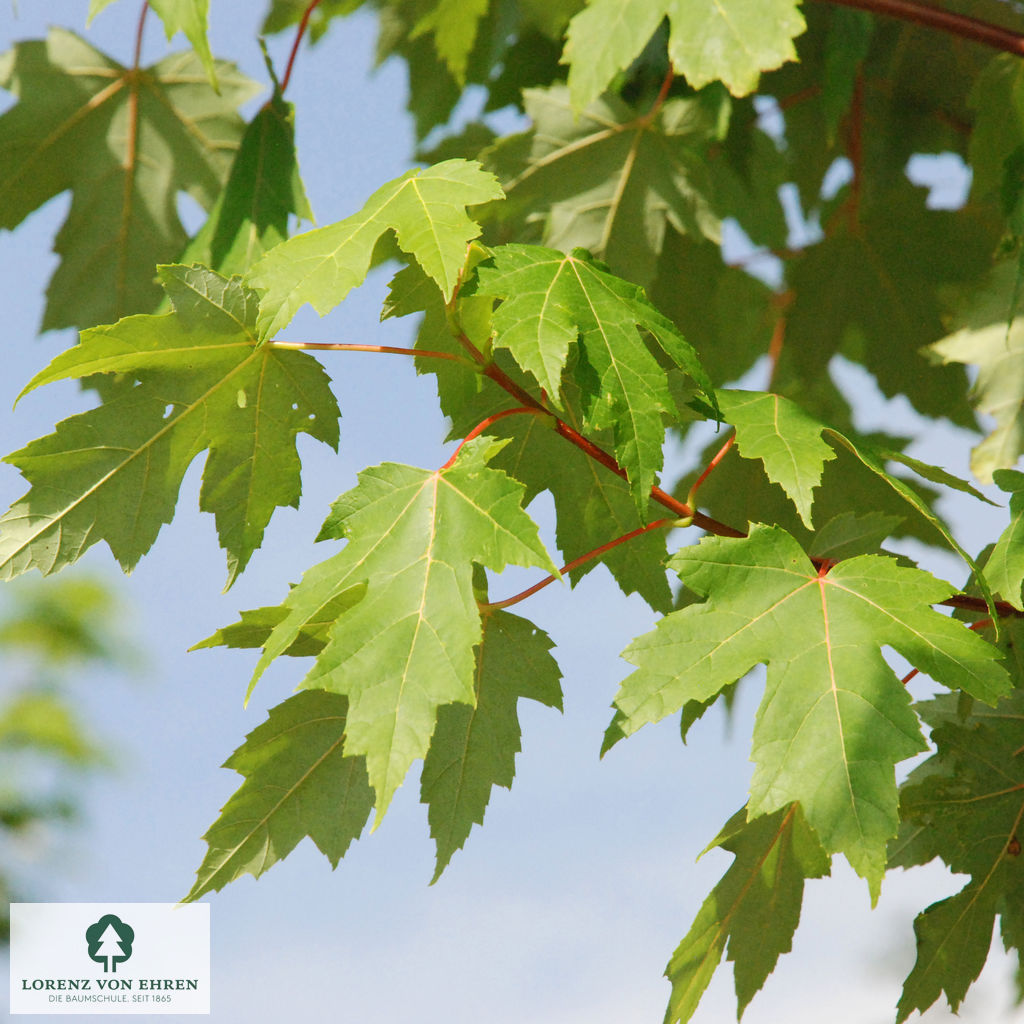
top-left (10, 903), bottom-right (210, 1014)
top-left (85, 914), bottom-right (134, 973)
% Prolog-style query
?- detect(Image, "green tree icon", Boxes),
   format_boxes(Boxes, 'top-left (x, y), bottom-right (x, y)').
top-left (85, 914), bottom-right (134, 973)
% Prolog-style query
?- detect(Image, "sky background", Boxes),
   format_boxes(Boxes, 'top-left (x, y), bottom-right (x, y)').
top-left (1, 2), bottom-right (1022, 1021)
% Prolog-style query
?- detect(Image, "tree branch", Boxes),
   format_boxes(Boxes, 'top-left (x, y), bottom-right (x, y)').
top-left (484, 518), bottom-right (677, 610)
top-left (268, 340), bottom-right (465, 362)
top-left (281, 0), bottom-right (325, 93)
top-left (816, 0), bottom-right (1024, 56)
top-left (465, 341), bottom-right (747, 539)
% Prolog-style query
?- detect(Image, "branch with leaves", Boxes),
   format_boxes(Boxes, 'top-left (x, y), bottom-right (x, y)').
top-left (6, 0), bottom-right (1024, 1021)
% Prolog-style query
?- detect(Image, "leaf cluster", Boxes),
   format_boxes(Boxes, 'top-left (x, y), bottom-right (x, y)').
top-left (6, 2), bottom-right (1024, 1022)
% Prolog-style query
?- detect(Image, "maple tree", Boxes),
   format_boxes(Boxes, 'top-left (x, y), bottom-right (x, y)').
top-left (5, 0), bottom-right (1024, 1020)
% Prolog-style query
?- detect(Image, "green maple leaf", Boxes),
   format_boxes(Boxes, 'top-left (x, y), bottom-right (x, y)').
top-left (664, 804), bottom-right (830, 1024)
top-left (191, 584), bottom-right (367, 659)
top-left (781, 183), bottom-right (992, 428)
top-left (928, 261), bottom-right (1024, 484)
top-left (490, 409), bottom-right (676, 611)
top-left (261, 0), bottom-right (362, 39)
top-left (179, 91), bottom-right (312, 276)
top-left (149, 0), bottom-right (218, 88)
top-left (421, 608), bottom-right (562, 881)
top-left (90, 0), bottom-right (216, 85)
top-left (891, 682), bottom-right (1024, 1020)
top-left (246, 437), bottom-right (557, 822)
top-left (384, 260), bottom-right (676, 610)
top-left (184, 690), bottom-right (373, 902)
top-left (471, 243), bottom-right (715, 509)
top-left (486, 85), bottom-right (721, 288)
top-left (968, 53), bottom-right (1024, 199)
top-left (647, 234), bottom-right (777, 387)
top-left (562, 0), bottom-right (804, 107)
top-left (249, 159), bottom-right (503, 338)
top-left (0, 266), bottom-right (339, 585)
top-left (0, 29), bottom-right (256, 331)
top-left (714, 389), bottom-right (996, 606)
top-left (716, 390), bottom-right (836, 528)
top-left (985, 469), bottom-right (1024, 610)
top-left (410, 0), bottom-right (490, 84)
top-left (806, 511), bottom-right (905, 563)
top-left (614, 525), bottom-right (1009, 893)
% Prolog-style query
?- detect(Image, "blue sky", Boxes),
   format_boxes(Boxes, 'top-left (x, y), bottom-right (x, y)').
top-left (0, 2), bottom-right (1021, 1021)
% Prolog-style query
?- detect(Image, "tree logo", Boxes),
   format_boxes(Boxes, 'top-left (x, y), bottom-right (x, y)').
top-left (85, 914), bottom-right (134, 973)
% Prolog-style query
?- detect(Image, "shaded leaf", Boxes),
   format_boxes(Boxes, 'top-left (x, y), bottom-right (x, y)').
top-left (486, 85), bottom-right (721, 289)
top-left (185, 690), bottom-right (373, 901)
top-left (179, 92), bottom-right (312, 276)
top-left (892, 682), bottom-right (1024, 1020)
top-left (421, 608), bottom-right (562, 881)
top-left (664, 804), bottom-right (830, 1024)
top-left (781, 183), bottom-right (994, 428)
top-left (0, 29), bottom-right (256, 330)
top-left (807, 511), bottom-right (903, 562)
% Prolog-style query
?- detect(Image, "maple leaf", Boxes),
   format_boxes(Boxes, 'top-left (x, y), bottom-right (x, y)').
top-left (191, 586), bottom-right (366, 659)
top-left (261, 0), bottom-right (362, 39)
top-left (179, 91), bottom-right (312, 277)
top-left (410, 0), bottom-right (490, 85)
top-left (562, 0), bottom-right (804, 107)
top-left (148, 0), bottom-right (218, 88)
top-left (471, 243), bottom-right (715, 509)
top-left (664, 804), bottom-right (830, 1024)
top-left (248, 158), bottom-right (504, 338)
top-left (0, 266), bottom-right (339, 585)
top-left (647, 233), bottom-right (777, 387)
top-left (384, 259), bottom-right (676, 610)
top-left (485, 85), bottom-right (721, 289)
top-left (967, 53), bottom-right (1024, 199)
top-left (421, 608), bottom-right (563, 881)
top-left (891, 681), bottom-right (1024, 1020)
top-left (781, 182), bottom-right (992, 428)
top-left (184, 690), bottom-right (373, 902)
top-left (0, 29), bottom-right (256, 331)
top-left (928, 261), bottom-right (1024, 484)
top-left (613, 525), bottom-right (1009, 893)
top-left (985, 469), bottom-right (1024, 610)
top-left (246, 436), bottom-right (558, 822)
top-left (490, 409), bottom-right (676, 611)
top-left (91, 0), bottom-right (217, 85)
top-left (714, 389), bottom-right (996, 606)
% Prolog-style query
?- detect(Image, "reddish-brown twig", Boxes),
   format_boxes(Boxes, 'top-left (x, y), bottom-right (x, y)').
top-left (268, 340), bottom-right (463, 362)
top-left (484, 518), bottom-right (677, 610)
top-left (686, 433), bottom-right (736, 512)
top-left (281, 0), bottom-right (325, 94)
top-left (816, 0), bottom-right (1024, 56)
top-left (440, 407), bottom-right (550, 471)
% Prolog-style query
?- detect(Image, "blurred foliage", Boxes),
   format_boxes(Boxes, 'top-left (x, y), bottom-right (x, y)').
top-left (0, 576), bottom-right (137, 941)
